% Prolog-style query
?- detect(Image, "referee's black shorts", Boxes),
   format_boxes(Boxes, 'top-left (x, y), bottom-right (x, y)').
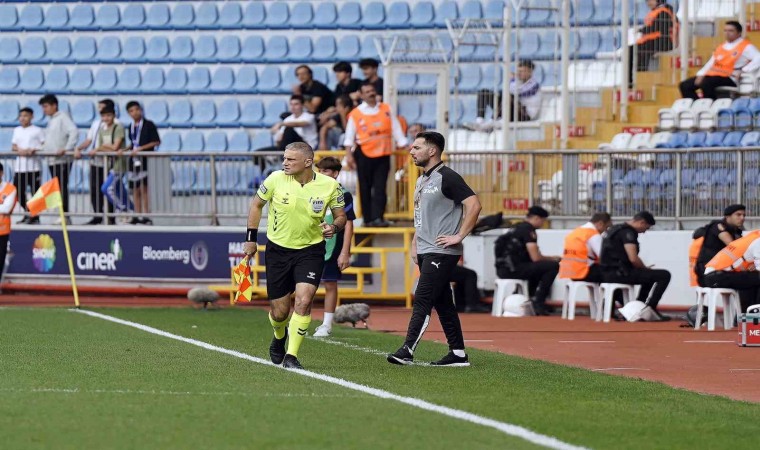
top-left (265, 240), bottom-right (326, 300)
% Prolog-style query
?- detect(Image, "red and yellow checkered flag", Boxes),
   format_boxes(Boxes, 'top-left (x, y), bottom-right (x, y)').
top-left (233, 257), bottom-right (253, 303)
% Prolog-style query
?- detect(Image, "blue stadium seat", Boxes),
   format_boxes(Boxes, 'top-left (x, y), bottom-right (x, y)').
top-left (313, 2), bottom-right (338, 28)
top-left (399, 98), bottom-right (421, 123)
top-left (289, 36), bottom-right (313, 62)
top-left (242, 2), bottom-right (266, 29)
top-left (234, 66), bottom-right (258, 93)
top-left (183, 131), bottom-right (205, 153)
top-left (573, 0), bottom-right (595, 25)
top-left (291, 2), bottom-right (314, 29)
top-left (216, 162), bottom-right (242, 194)
top-left (68, 68), bottom-right (93, 94)
top-left (122, 4), bottom-right (146, 30)
top-left (160, 132), bottom-right (181, 152)
top-left (592, 0), bottom-right (614, 25)
top-left (21, 37), bottom-right (47, 63)
top-left (281, 67), bottom-right (298, 92)
top-left (70, 4), bottom-right (96, 31)
top-left (187, 67), bottom-right (211, 94)
top-left (170, 3), bottom-right (195, 30)
top-left (264, 36), bottom-right (289, 63)
top-left (337, 2), bottom-right (362, 29)
top-left (171, 164), bottom-right (196, 194)
top-left (363, 2), bottom-right (386, 30)
top-left (19, 5), bottom-right (45, 31)
top-left (0, 101), bottom-right (20, 127)
top-left (265, 2), bottom-right (290, 29)
top-left (72, 36), bottom-right (97, 63)
top-left (741, 131), bottom-right (760, 147)
top-left (263, 99), bottom-right (288, 127)
top-left (117, 67), bottom-right (141, 95)
top-left (146, 3), bottom-right (170, 30)
top-left (312, 66), bottom-right (329, 85)
top-left (312, 36), bottom-right (337, 62)
top-left (410, 1), bottom-right (435, 27)
top-left (723, 131), bottom-right (744, 147)
top-left (229, 131), bottom-right (251, 152)
top-left (0, 5), bottom-right (19, 31)
top-left (458, 66), bottom-right (481, 92)
top-left (705, 131), bottom-right (726, 147)
top-left (0, 129), bottom-right (14, 153)
top-left (655, 131), bottom-right (688, 148)
top-left (44, 4), bottom-right (71, 31)
top-left (19, 67), bottom-right (44, 94)
top-left (386, 2), bottom-right (411, 28)
top-left (518, 32), bottom-right (542, 59)
top-left (360, 36), bottom-right (379, 60)
top-left (67, 162), bottom-right (85, 194)
top-left (536, 31), bottom-right (559, 60)
top-left (122, 36), bottom-right (146, 63)
top-left (240, 100), bottom-right (265, 127)
top-left (397, 74), bottom-right (417, 91)
top-left (480, 65), bottom-right (503, 90)
top-left (484, 0), bottom-right (506, 21)
top-left (685, 131), bottom-right (707, 148)
top-left (48, 37), bottom-right (73, 63)
top-left (141, 68), bottom-right (165, 94)
top-left (196, 2), bottom-right (219, 29)
top-left (71, 101), bottom-right (96, 127)
top-left (0, 68), bottom-right (20, 94)
top-left (96, 4), bottom-right (121, 30)
top-left (216, 99), bottom-right (241, 128)
top-left (749, 97), bottom-right (760, 129)
top-left (192, 100), bottom-right (216, 127)
top-left (435, 1), bottom-right (459, 27)
top-left (196, 166), bottom-right (213, 193)
top-left (577, 30), bottom-right (601, 59)
top-left (164, 68), bottom-right (188, 94)
top-left (218, 2), bottom-right (242, 29)
top-left (169, 100), bottom-right (193, 128)
top-left (240, 36), bottom-right (265, 62)
top-left (194, 36), bottom-right (217, 63)
top-left (418, 97), bottom-right (437, 127)
top-left (257, 66), bottom-right (283, 94)
top-left (46, 68), bottom-right (69, 94)
top-left (251, 132), bottom-right (274, 152)
top-left (461, 1), bottom-right (483, 20)
top-left (0, 38), bottom-right (21, 63)
top-left (206, 132), bottom-right (228, 152)
top-left (217, 36), bottom-right (242, 63)
top-left (168, 36), bottom-right (193, 63)
top-left (93, 67), bottom-right (117, 94)
top-left (525, 0), bottom-right (554, 26)
top-left (146, 36), bottom-right (170, 63)
top-left (335, 36), bottom-right (361, 60)
top-left (97, 36), bottom-right (121, 63)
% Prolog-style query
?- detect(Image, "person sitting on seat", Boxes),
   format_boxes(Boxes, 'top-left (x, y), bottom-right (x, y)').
top-left (599, 211), bottom-right (672, 321)
top-left (495, 206), bottom-right (561, 316)
top-left (559, 212), bottom-right (612, 283)
top-left (693, 204), bottom-right (745, 287)
top-left (703, 230), bottom-right (760, 313)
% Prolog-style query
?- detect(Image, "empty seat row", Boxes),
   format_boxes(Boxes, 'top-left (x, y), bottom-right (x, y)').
top-left (601, 130), bottom-right (760, 151)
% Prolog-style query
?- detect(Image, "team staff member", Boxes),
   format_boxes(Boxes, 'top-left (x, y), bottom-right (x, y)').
top-left (244, 142), bottom-right (346, 370)
top-left (495, 206), bottom-right (561, 316)
top-left (629, 0), bottom-right (678, 84)
top-left (599, 211), bottom-right (671, 321)
top-left (388, 131), bottom-right (482, 367)
top-left (703, 230), bottom-right (760, 312)
top-left (343, 83), bottom-right (408, 227)
top-left (0, 164), bottom-right (17, 280)
top-left (693, 204), bottom-right (745, 286)
top-left (559, 212), bottom-right (612, 283)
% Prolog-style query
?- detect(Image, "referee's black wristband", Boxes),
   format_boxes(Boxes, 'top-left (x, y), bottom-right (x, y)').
top-left (246, 228), bottom-right (258, 242)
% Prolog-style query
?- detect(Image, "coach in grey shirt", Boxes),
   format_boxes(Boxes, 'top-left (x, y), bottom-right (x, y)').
top-left (387, 131), bottom-right (482, 367)
top-left (40, 94), bottom-right (78, 220)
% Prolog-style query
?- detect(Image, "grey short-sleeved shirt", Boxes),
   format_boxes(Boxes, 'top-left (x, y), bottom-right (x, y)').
top-left (414, 162), bottom-right (476, 256)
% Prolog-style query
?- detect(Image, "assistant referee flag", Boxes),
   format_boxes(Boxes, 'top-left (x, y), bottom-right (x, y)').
top-left (27, 177), bottom-right (63, 217)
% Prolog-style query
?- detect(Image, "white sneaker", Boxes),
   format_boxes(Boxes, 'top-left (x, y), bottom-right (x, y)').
top-left (313, 325), bottom-right (332, 338)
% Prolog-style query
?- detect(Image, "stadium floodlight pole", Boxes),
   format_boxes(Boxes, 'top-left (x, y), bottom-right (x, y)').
top-left (621, 0), bottom-right (630, 122)
top-left (680, 0), bottom-right (689, 82)
top-left (560, 0), bottom-right (570, 149)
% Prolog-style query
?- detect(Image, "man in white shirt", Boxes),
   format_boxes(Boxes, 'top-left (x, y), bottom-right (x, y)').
top-left (680, 21), bottom-right (760, 100)
top-left (11, 107), bottom-right (44, 224)
top-left (703, 230), bottom-right (760, 312)
top-left (75, 99), bottom-right (114, 225)
top-left (271, 95), bottom-right (318, 151)
top-left (471, 60), bottom-right (542, 131)
top-left (39, 95), bottom-right (78, 224)
top-left (559, 212), bottom-right (612, 284)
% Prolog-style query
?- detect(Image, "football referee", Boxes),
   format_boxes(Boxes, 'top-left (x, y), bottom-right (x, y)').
top-left (388, 131), bottom-right (482, 367)
top-left (244, 142), bottom-right (347, 369)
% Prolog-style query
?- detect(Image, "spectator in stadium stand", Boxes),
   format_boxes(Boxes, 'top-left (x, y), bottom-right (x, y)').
top-left (332, 61), bottom-right (363, 105)
top-left (599, 211), bottom-right (672, 321)
top-left (469, 60), bottom-right (541, 131)
top-left (629, 0), bottom-right (678, 86)
top-left (494, 206), bottom-right (561, 316)
top-left (703, 229), bottom-right (760, 313)
top-left (11, 107), bottom-right (44, 225)
top-left (292, 65), bottom-right (334, 116)
top-left (318, 95), bottom-right (354, 150)
top-left (75, 99), bottom-right (115, 225)
top-left (559, 212), bottom-right (613, 284)
top-left (271, 95), bottom-right (319, 151)
top-left (406, 123), bottom-right (426, 143)
top-left (343, 83), bottom-right (408, 227)
top-left (0, 164), bottom-right (17, 279)
top-left (126, 101), bottom-right (161, 226)
top-left (359, 58), bottom-right (384, 101)
top-left (679, 21), bottom-right (760, 100)
top-left (317, 62), bottom-right (363, 148)
top-left (96, 104), bottom-right (132, 217)
top-left (39, 94), bottom-right (78, 225)
top-left (693, 204), bottom-right (745, 287)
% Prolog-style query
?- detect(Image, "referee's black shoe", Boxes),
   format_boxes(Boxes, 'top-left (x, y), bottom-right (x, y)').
top-left (430, 351), bottom-right (470, 367)
top-left (269, 329), bottom-right (288, 365)
top-left (387, 346), bottom-right (414, 365)
top-left (282, 354), bottom-right (303, 370)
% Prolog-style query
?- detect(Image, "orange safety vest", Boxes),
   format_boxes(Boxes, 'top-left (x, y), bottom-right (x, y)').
top-left (688, 236), bottom-right (704, 287)
top-left (0, 182), bottom-right (17, 236)
top-left (559, 226), bottom-right (599, 280)
top-left (705, 230), bottom-right (760, 272)
top-left (706, 39), bottom-right (751, 78)
top-left (637, 5), bottom-right (679, 47)
top-left (348, 103), bottom-right (394, 158)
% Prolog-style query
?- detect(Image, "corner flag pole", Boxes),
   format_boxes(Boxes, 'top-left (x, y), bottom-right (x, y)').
top-left (58, 206), bottom-right (79, 308)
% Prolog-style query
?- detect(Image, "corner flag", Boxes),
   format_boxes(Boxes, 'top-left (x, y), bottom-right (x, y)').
top-left (27, 177), bottom-right (62, 217)
top-left (233, 257), bottom-right (254, 303)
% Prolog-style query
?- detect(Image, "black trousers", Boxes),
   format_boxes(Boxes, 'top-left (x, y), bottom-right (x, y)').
top-left (90, 166), bottom-right (112, 217)
top-left (13, 172), bottom-right (41, 212)
top-left (498, 260), bottom-right (559, 305)
top-left (403, 254), bottom-right (465, 352)
top-left (47, 162), bottom-right (71, 214)
top-left (603, 267), bottom-right (671, 309)
top-left (703, 271), bottom-right (760, 313)
top-left (354, 147), bottom-right (389, 223)
top-left (679, 76), bottom-right (736, 100)
top-left (0, 234), bottom-right (8, 282)
top-left (628, 39), bottom-right (673, 84)
top-left (475, 90), bottom-right (530, 122)
top-left (278, 127), bottom-right (305, 151)
top-left (572, 264), bottom-right (605, 283)
top-left (451, 265), bottom-right (481, 310)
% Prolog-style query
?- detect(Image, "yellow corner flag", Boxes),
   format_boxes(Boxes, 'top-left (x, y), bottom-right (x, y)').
top-left (233, 257), bottom-right (254, 303)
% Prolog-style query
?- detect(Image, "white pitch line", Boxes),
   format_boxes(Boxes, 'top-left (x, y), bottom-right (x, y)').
top-left (683, 340), bottom-right (734, 343)
top-left (0, 387), bottom-right (360, 398)
top-left (591, 368), bottom-right (651, 372)
top-left (464, 340), bottom-right (494, 343)
top-left (73, 309), bottom-right (587, 450)
top-left (729, 368), bottom-right (760, 372)
top-left (558, 340), bottom-right (615, 344)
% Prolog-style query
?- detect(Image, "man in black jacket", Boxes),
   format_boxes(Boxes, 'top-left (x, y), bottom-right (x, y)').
top-left (693, 204), bottom-right (745, 286)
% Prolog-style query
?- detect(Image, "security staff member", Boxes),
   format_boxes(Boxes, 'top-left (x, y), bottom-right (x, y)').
top-left (495, 206), bottom-right (561, 316)
top-left (0, 164), bottom-right (17, 280)
top-left (629, 0), bottom-right (678, 83)
top-left (599, 211), bottom-right (671, 320)
top-left (559, 212), bottom-right (612, 283)
top-left (703, 230), bottom-right (760, 312)
top-left (693, 204), bottom-right (745, 287)
top-left (244, 142), bottom-right (347, 370)
top-left (388, 131), bottom-right (481, 367)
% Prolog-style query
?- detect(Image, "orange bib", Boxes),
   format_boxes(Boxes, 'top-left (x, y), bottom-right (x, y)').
top-left (559, 227), bottom-right (599, 280)
top-left (0, 182), bottom-right (17, 236)
top-left (349, 103), bottom-right (394, 158)
top-left (705, 230), bottom-right (760, 272)
top-left (637, 5), bottom-right (679, 47)
top-left (706, 39), bottom-right (751, 78)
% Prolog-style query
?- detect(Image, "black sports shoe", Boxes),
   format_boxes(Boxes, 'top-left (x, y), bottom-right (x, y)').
top-left (430, 351), bottom-right (470, 367)
top-left (269, 329), bottom-right (288, 365)
top-left (387, 346), bottom-right (414, 365)
top-left (282, 354), bottom-right (303, 369)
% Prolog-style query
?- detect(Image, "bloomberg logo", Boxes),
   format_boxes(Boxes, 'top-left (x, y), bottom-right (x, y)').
top-left (77, 239), bottom-right (122, 272)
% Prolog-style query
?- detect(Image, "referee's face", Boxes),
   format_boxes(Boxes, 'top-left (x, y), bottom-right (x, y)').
top-left (283, 149), bottom-right (309, 176)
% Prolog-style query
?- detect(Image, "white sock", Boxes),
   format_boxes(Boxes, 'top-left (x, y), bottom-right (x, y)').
top-left (453, 349), bottom-right (466, 357)
top-left (322, 312), bottom-right (334, 328)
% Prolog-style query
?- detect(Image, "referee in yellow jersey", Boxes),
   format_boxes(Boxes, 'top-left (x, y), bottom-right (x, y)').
top-left (244, 142), bottom-right (347, 369)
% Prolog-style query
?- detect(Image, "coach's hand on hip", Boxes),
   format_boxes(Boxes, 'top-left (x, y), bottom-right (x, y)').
top-left (435, 234), bottom-right (463, 248)
top-left (243, 241), bottom-right (258, 257)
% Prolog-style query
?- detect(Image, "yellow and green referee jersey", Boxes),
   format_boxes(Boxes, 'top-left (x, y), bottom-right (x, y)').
top-left (257, 170), bottom-right (345, 249)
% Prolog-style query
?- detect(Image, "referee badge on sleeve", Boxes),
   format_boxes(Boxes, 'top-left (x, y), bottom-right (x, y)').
top-left (258, 185), bottom-right (268, 195)
top-left (311, 198), bottom-right (325, 213)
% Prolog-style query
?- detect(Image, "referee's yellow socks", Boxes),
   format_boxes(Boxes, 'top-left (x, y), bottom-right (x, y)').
top-left (269, 313), bottom-right (288, 340)
top-left (286, 313), bottom-right (311, 357)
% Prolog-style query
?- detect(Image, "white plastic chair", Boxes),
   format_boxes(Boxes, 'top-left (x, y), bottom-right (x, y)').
top-left (629, 132), bottom-right (653, 149)
top-left (695, 287), bottom-right (741, 331)
top-left (563, 281), bottom-right (602, 321)
top-left (649, 131), bottom-right (673, 148)
top-left (598, 132), bottom-right (632, 150)
top-left (492, 278), bottom-right (530, 317)
top-left (600, 283), bottom-right (636, 323)
top-left (678, 98), bottom-right (712, 130)
top-left (658, 99), bottom-right (693, 130)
